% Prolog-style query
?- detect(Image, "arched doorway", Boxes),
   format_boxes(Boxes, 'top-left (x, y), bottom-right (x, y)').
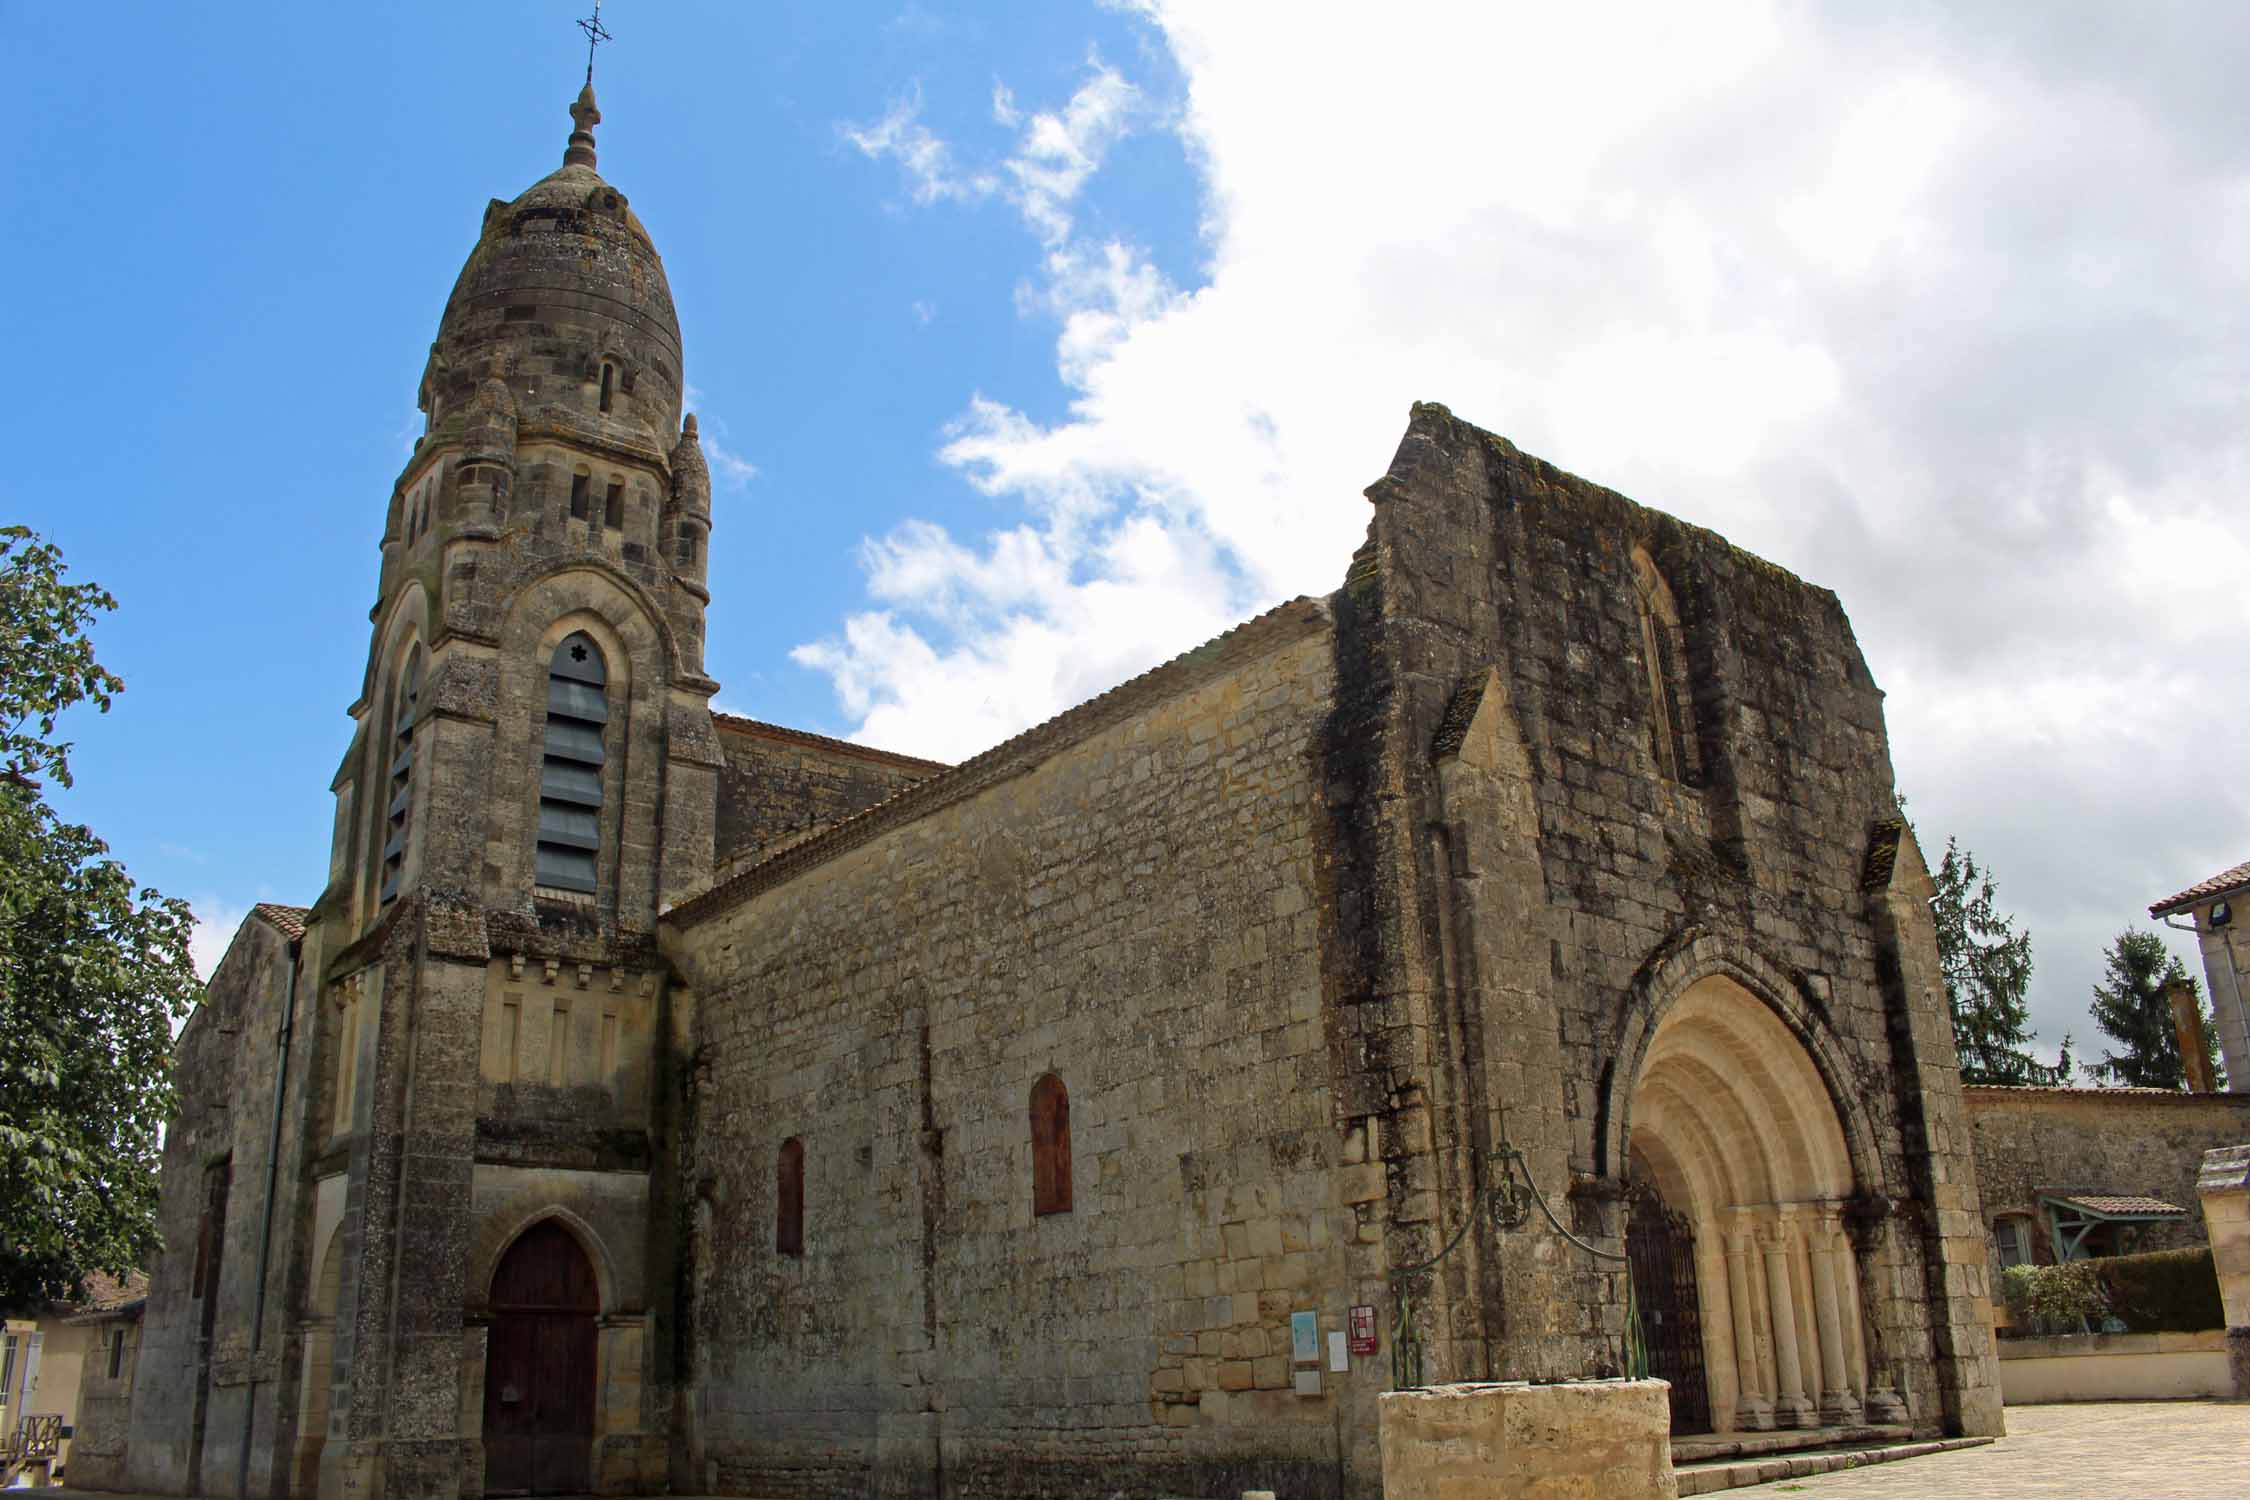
top-left (483, 1220), bottom-right (598, 1495)
top-left (291, 1229), bottom-right (343, 1494)
top-left (1624, 976), bottom-right (1870, 1434)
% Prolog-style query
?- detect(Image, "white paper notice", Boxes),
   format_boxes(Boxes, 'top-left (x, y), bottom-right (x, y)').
top-left (1294, 1367), bottom-right (1322, 1396)
top-left (1327, 1330), bottom-right (1348, 1372)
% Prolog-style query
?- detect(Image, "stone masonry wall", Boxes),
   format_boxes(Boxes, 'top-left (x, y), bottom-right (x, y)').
top-left (710, 715), bottom-right (942, 867)
top-left (1967, 1086), bottom-right (2250, 1261)
top-left (666, 607), bottom-right (1400, 1499)
top-left (67, 1314), bottom-right (141, 1491)
top-left (1343, 405), bottom-right (1998, 1432)
top-left (123, 911), bottom-right (317, 1497)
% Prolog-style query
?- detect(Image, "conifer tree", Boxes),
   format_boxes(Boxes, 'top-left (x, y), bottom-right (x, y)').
top-left (1928, 836), bottom-right (2069, 1086)
top-left (2086, 927), bottom-right (2228, 1090)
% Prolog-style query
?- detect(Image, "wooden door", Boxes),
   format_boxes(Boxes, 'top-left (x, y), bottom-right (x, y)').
top-left (483, 1221), bottom-right (598, 1495)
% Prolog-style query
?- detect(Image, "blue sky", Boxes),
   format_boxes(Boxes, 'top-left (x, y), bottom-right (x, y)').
top-left (8, 2), bottom-right (2250, 1067)
top-left (5, 1), bottom-right (1196, 956)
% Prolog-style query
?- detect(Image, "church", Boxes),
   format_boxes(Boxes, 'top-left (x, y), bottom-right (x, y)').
top-left (82, 71), bottom-right (2003, 1500)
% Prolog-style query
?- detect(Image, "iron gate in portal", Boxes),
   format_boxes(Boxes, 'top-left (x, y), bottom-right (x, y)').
top-left (1625, 1180), bottom-right (1710, 1434)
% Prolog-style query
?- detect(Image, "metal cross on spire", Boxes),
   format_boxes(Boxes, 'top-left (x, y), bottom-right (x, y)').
top-left (578, 1), bottom-right (611, 86)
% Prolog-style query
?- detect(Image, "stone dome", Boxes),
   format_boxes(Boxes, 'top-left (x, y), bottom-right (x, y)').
top-left (419, 85), bottom-right (683, 458)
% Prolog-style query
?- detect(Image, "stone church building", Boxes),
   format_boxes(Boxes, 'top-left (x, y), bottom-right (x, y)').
top-left (90, 79), bottom-right (2002, 1500)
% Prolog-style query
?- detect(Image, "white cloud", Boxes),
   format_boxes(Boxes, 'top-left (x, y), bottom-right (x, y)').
top-left (187, 894), bottom-right (249, 982)
top-left (702, 434), bottom-right (758, 491)
top-left (808, 1), bottom-right (2250, 1053)
top-left (842, 87), bottom-right (997, 205)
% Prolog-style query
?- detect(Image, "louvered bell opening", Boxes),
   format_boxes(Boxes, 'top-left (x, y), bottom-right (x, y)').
top-left (543, 718), bottom-right (606, 765)
top-left (536, 843), bottom-right (598, 892)
top-left (538, 632), bottom-right (607, 895)
top-left (548, 675), bottom-right (608, 723)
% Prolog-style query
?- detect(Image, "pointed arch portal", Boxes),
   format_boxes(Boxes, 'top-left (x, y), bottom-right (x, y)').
top-left (482, 1219), bottom-right (599, 1494)
top-left (1624, 976), bottom-right (1871, 1434)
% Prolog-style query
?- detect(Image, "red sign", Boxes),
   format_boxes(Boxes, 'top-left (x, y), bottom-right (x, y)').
top-left (1347, 1303), bottom-right (1379, 1357)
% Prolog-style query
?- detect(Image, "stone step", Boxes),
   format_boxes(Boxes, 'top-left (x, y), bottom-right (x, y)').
top-left (1673, 1435), bottom-right (1995, 1495)
top-left (1672, 1422), bottom-right (1910, 1464)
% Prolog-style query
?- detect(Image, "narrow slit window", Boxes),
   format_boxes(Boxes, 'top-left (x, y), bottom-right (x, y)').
top-left (1630, 548), bottom-right (1700, 786)
top-left (107, 1329), bottom-right (123, 1381)
top-left (599, 362), bottom-right (614, 413)
top-left (569, 472), bottom-right (591, 521)
top-left (1031, 1073), bottom-right (1072, 1216)
top-left (604, 481), bottom-right (624, 529)
top-left (678, 523), bottom-right (699, 568)
top-left (537, 632), bottom-right (607, 894)
top-left (380, 650), bottom-right (423, 906)
top-left (777, 1137), bottom-right (805, 1256)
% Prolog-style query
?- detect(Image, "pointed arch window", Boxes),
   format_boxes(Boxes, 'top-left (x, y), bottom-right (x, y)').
top-left (379, 649), bottom-right (423, 906)
top-left (537, 632), bottom-right (607, 894)
top-left (1630, 548), bottom-right (1700, 786)
top-left (1030, 1073), bottom-right (1072, 1216)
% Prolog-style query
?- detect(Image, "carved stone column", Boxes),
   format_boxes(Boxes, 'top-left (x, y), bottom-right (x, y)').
top-left (1811, 1214), bottom-right (1863, 1425)
top-left (1723, 1232), bottom-right (1774, 1430)
top-left (1760, 1224), bottom-right (1815, 1427)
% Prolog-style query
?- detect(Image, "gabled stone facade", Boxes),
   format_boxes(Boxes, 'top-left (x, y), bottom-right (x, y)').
top-left (110, 78), bottom-right (2003, 1500)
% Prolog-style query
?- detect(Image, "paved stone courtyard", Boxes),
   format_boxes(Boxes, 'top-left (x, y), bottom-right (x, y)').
top-left (1729, 1401), bottom-right (2249, 1496)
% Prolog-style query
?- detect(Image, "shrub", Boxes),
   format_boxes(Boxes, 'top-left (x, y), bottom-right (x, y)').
top-left (1999, 1261), bottom-right (2106, 1334)
top-left (2094, 1247), bottom-right (2224, 1333)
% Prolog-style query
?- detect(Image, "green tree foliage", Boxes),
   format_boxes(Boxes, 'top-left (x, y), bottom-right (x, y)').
top-left (1999, 1260), bottom-right (2106, 1335)
top-left (1929, 837), bottom-right (2071, 1085)
top-left (2086, 927), bottom-right (2227, 1090)
top-left (0, 526), bottom-right (200, 1312)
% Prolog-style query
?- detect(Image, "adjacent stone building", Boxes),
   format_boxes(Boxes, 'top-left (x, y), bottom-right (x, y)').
top-left (2150, 861), bottom-right (2250, 1091)
top-left (105, 78), bottom-right (2007, 1500)
top-left (1966, 1085), bottom-right (2250, 1269)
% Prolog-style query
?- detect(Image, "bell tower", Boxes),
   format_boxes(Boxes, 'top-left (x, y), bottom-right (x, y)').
top-left (330, 80), bottom-right (720, 935)
top-left (304, 74), bottom-right (718, 1500)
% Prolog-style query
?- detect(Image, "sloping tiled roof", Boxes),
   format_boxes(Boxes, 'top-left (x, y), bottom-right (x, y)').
top-left (710, 712), bottom-right (949, 774)
top-left (81, 1269), bottom-right (148, 1309)
top-left (252, 903), bottom-right (311, 940)
top-left (1963, 1084), bottom-right (2193, 1101)
top-left (2043, 1194), bottom-right (2186, 1219)
top-left (668, 596), bottom-right (1331, 926)
top-left (56, 1269), bottom-right (148, 1323)
top-left (2150, 859), bottom-right (2250, 917)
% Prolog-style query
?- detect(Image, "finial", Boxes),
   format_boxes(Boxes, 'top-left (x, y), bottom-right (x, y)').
top-left (577, 2), bottom-right (611, 88)
top-left (683, 413), bottom-right (698, 439)
top-left (565, 3), bottom-right (610, 169)
top-left (565, 82), bottom-right (601, 169)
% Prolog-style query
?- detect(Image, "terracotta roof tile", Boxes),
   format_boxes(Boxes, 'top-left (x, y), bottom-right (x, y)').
top-left (709, 712), bottom-right (948, 774)
top-left (252, 903), bottom-right (311, 940)
top-left (2045, 1193), bottom-right (2185, 1218)
top-left (1962, 1084), bottom-right (2246, 1105)
top-left (2150, 858), bottom-right (2250, 917)
top-left (81, 1268), bottom-right (148, 1309)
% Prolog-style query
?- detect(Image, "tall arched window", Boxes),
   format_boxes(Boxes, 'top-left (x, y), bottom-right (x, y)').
top-left (1630, 548), bottom-right (1700, 786)
top-left (777, 1138), bottom-right (805, 1257)
top-left (379, 649), bottom-right (423, 907)
top-left (1030, 1073), bottom-right (1072, 1217)
top-left (537, 632), bottom-right (607, 894)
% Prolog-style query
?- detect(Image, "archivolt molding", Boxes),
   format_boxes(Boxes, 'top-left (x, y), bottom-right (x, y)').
top-left (462, 1200), bottom-right (620, 1317)
top-left (500, 560), bottom-right (678, 685)
top-left (1598, 928), bottom-right (1885, 1200)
